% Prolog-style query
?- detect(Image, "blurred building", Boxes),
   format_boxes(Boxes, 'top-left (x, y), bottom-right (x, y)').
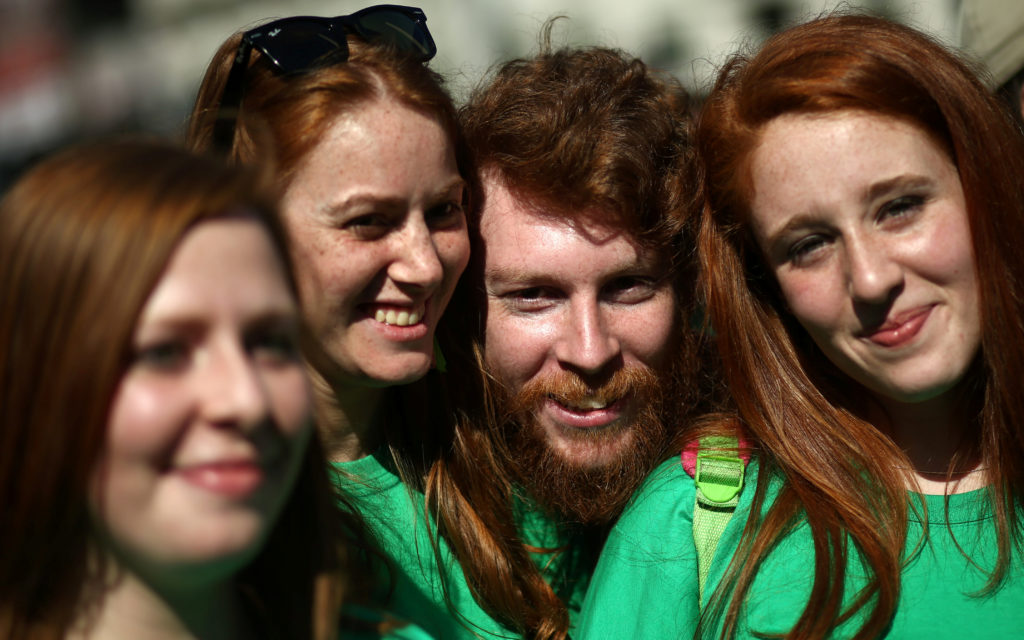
top-left (0, 0), bottom-right (959, 190)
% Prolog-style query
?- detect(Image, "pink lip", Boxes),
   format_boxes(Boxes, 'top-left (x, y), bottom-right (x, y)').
top-left (368, 317), bottom-right (430, 341)
top-left (177, 461), bottom-right (264, 498)
top-left (544, 396), bottom-right (627, 430)
top-left (863, 305), bottom-right (934, 348)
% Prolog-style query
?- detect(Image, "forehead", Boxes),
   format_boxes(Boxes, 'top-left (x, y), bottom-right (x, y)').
top-left (287, 98), bottom-right (457, 194)
top-left (141, 217), bottom-right (292, 319)
top-left (479, 178), bottom-right (655, 281)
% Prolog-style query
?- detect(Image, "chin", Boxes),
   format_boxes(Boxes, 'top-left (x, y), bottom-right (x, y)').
top-left (857, 366), bottom-right (969, 406)
top-left (546, 424), bottom-right (636, 470)
top-left (364, 359), bottom-right (433, 387)
top-left (115, 519), bottom-right (267, 586)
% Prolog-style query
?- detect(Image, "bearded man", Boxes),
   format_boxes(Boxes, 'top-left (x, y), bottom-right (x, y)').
top-left (422, 42), bottom-right (707, 640)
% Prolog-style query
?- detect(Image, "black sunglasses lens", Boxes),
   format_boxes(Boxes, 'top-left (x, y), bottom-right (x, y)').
top-left (255, 22), bottom-right (347, 72)
top-left (351, 10), bottom-right (435, 60)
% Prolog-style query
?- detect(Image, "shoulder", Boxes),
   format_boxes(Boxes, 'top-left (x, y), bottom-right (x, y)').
top-left (605, 456), bottom-right (697, 554)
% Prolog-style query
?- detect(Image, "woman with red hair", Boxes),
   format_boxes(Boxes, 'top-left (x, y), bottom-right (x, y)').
top-left (579, 13), bottom-right (1024, 639)
top-left (0, 140), bottom-right (343, 640)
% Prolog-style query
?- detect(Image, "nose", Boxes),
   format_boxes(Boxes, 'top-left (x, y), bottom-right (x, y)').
top-left (554, 297), bottom-right (622, 376)
top-left (845, 235), bottom-right (903, 306)
top-left (200, 342), bottom-right (270, 430)
top-left (387, 215), bottom-right (444, 292)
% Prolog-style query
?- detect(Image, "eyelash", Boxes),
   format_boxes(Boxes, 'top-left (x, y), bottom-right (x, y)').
top-left (343, 199), bottom-right (466, 239)
top-left (787, 235), bottom-right (828, 265)
top-left (879, 194), bottom-right (925, 222)
top-left (503, 287), bottom-right (557, 312)
top-left (425, 200), bottom-right (465, 229)
top-left (605, 276), bottom-right (659, 303)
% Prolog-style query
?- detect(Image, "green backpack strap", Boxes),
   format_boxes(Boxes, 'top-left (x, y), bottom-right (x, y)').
top-left (688, 435), bottom-right (745, 606)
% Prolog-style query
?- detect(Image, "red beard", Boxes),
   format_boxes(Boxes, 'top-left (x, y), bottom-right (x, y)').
top-left (502, 366), bottom-right (667, 525)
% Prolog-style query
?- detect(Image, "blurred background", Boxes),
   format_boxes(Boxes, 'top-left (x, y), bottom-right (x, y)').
top-left (0, 0), bottom-right (962, 191)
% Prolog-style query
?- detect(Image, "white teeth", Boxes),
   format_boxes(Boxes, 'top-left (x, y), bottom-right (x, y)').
top-left (554, 395), bottom-right (610, 411)
top-left (371, 306), bottom-right (424, 326)
top-left (577, 397), bottom-right (609, 410)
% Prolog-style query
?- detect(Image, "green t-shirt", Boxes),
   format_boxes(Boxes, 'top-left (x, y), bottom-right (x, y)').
top-left (578, 456), bottom-right (1024, 639)
top-left (332, 452), bottom-right (589, 640)
top-left (341, 604), bottom-right (437, 640)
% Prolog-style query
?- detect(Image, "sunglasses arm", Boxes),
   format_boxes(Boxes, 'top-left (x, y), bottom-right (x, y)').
top-left (211, 38), bottom-right (255, 152)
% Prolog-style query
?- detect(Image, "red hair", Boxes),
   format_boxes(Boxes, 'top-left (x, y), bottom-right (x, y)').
top-left (697, 13), bottom-right (1024, 638)
top-left (186, 32), bottom-right (465, 192)
top-left (0, 139), bottom-right (343, 639)
top-left (428, 40), bottom-right (706, 640)
top-left (186, 24), bottom-right (485, 636)
top-left (185, 21), bottom-right (467, 471)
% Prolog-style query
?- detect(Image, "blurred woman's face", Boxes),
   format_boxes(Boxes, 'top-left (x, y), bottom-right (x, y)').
top-left (281, 98), bottom-right (470, 388)
top-left (96, 216), bottom-right (311, 583)
top-left (747, 110), bottom-right (980, 408)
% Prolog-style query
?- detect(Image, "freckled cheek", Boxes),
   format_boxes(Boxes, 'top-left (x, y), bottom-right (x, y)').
top-left (776, 274), bottom-right (845, 336)
top-left (484, 311), bottom-right (556, 387)
top-left (618, 296), bottom-right (678, 369)
top-left (435, 229), bottom-right (471, 284)
top-left (295, 244), bottom-right (390, 319)
top-left (286, 230), bottom-right (339, 304)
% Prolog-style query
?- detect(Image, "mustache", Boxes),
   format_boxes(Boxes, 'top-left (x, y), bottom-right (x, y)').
top-left (502, 365), bottom-right (668, 524)
top-left (505, 366), bottom-right (662, 418)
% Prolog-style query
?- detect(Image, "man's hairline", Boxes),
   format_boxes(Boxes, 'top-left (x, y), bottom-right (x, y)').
top-left (476, 165), bottom-right (658, 252)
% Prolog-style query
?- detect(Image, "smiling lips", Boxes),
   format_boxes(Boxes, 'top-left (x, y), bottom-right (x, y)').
top-left (369, 303), bottom-right (425, 327)
top-left (178, 460), bottom-right (264, 498)
top-left (547, 393), bottom-right (626, 429)
top-left (864, 305), bottom-right (934, 348)
top-left (553, 393), bottom-right (613, 411)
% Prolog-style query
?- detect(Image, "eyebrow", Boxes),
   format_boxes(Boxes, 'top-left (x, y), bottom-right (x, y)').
top-left (764, 173), bottom-right (936, 245)
top-left (139, 307), bottom-right (299, 332)
top-left (320, 176), bottom-right (467, 219)
top-left (863, 173), bottom-right (934, 203)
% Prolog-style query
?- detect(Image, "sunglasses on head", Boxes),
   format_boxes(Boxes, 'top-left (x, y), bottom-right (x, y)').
top-left (212, 4), bottom-right (436, 151)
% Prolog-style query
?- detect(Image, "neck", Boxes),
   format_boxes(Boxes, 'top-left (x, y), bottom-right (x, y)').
top-left (307, 362), bottom-right (385, 463)
top-left (870, 389), bottom-right (984, 495)
top-left (70, 565), bottom-right (244, 640)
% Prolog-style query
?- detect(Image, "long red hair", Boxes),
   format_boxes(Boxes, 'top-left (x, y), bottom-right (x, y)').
top-left (697, 13), bottom-right (1024, 638)
top-left (0, 139), bottom-right (343, 639)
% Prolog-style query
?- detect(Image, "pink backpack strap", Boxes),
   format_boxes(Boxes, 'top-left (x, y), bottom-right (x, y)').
top-left (681, 436), bottom-right (751, 477)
